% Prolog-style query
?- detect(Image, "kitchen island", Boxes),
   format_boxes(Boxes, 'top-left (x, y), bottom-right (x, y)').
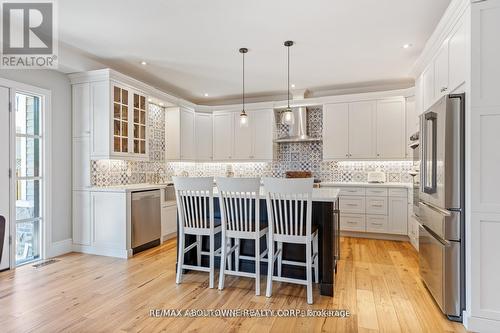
top-left (177, 187), bottom-right (340, 296)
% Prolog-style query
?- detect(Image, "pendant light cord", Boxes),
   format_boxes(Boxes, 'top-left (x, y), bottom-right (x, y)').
top-left (243, 50), bottom-right (245, 112)
top-left (287, 44), bottom-right (290, 109)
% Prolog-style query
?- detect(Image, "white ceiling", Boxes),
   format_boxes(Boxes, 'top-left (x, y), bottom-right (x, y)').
top-left (59, 0), bottom-right (451, 104)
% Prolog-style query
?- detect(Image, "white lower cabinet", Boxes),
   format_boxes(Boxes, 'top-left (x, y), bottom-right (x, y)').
top-left (161, 204), bottom-right (177, 241)
top-left (335, 185), bottom-right (408, 237)
top-left (72, 190), bottom-right (91, 246)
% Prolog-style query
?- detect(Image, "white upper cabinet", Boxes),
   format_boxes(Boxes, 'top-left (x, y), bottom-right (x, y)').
top-left (323, 103), bottom-right (349, 159)
top-left (348, 101), bottom-right (376, 159)
top-left (165, 107), bottom-right (195, 161)
top-left (422, 63), bottom-right (435, 111)
top-left (376, 99), bottom-right (406, 159)
top-left (405, 97), bottom-right (418, 159)
top-left (69, 72), bottom-right (149, 161)
top-left (233, 112), bottom-right (253, 159)
top-left (250, 109), bottom-right (274, 160)
top-left (195, 113), bottom-right (213, 161)
top-left (434, 42), bottom-right (449, 98)
top-left (213, 112), bottom-right (234, 160)
top-left (415, 75), bottom-right (424, 115)
top-left (448, 17), bottom-right (466, 92)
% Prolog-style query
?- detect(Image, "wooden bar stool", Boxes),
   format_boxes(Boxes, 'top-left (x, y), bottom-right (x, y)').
top-left (216, 177), bottom-right (268, 295)
top-left (173, 176), bottom-right (221, 289)
top-left (263, 177), bottom-right (319, 304)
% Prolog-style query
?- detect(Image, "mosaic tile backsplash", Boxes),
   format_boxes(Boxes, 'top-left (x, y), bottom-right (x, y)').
top-left (91, 104), bottom-right (413, 187)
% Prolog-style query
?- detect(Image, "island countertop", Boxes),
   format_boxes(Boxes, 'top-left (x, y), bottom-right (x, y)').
top-left (212, 187), bottom-right (340, 203)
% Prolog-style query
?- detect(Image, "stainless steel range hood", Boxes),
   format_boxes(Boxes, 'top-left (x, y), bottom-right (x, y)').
top-left (274, 106), bottom-right (322, 143)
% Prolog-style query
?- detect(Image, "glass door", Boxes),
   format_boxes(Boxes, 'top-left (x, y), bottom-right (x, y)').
top-left (14, 92), bottom-right (43, 265)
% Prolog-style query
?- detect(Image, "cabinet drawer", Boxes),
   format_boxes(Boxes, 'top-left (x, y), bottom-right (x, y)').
top-left (338, 187), bottom-right (366, 196)
top-left (340, 196), bottom-right (365, 214)
top-left (366, 196), bottom-right (388, 215)
top-left (366, 215), bottom-right (388, 233)
top-left (389, 188), bottom-right (408, 197)
top-left (366, 188), bottom-right (388, 197)
top-left (340, 214), bottom-right (366, 231)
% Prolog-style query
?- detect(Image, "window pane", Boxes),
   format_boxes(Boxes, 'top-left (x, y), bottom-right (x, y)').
top-left (113, 103), bottom-right (120, 119)
top-left (16, 220), bottom-right (41, 265)
top-left (16, 137), bottom-right (40, 177)
top-left (122, 138), bottom-right (128, 152)
top-left (122, 89), bottom-right (128, 104)
top-left (122, 105), bottom-right (128, 121)
top-left (114, 86), bottom-right (120, 102)
top-left (140, 95), bottom-right (146, 109)
top-left (114, 136), bottom-right (121, 152)
top-left (16, 179), bottom-right (41, 220)
top-left (16, 93), bottom-right (40, 136)
top-left (140, 140), bottom-right (146, 154)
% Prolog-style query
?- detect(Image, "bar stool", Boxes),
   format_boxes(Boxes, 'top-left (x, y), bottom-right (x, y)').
top-left (173, 176), bottom-right (221, 289)
top-left (217, 177), bottom-right (268, 295)
top-left (263, 177), bottom-right (319, 304)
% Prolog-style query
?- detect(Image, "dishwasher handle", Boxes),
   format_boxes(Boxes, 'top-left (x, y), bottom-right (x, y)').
top-left (132, 190), bottom-right (161, 200)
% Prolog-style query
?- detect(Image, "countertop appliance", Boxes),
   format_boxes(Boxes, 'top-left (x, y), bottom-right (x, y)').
top-left (131, 190), bottom-right (161, 254)
top-left (367, 171), bottom-right (386, 183)
top-left (418, 93), bottom-right (465, 321)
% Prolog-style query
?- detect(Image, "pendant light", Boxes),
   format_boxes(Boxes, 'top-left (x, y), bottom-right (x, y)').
top-left (239, 47), bottom-right (249, 127)
top-left (281, 40), bottom-right (295, 126)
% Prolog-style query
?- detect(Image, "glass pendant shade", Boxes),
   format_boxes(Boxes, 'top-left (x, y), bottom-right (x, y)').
top-left (281, 108), bottom-right (294, 125)
top-left (240, 110), bottom-right (249, 127)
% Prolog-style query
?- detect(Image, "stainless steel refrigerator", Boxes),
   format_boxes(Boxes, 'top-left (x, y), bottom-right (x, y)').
top-left (418, 93), bottom-right (465, 321)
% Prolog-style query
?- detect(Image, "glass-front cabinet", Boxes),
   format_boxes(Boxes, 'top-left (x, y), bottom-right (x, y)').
top-left (107, 82), bottom-right (148, 159)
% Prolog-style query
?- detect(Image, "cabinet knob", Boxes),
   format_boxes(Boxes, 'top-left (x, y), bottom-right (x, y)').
top-left (440, 87), bottom-right (448, 93)
top-left (345, 154), bottom-right (349, 157)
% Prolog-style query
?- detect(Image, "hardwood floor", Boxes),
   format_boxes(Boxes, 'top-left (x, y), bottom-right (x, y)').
top-left (0, 237), bottom-right (468, 333)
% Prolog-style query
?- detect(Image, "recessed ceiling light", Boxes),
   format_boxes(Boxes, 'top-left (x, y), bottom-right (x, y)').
top-left (147, 98), bottom-right (152, 102)
top-left (204, 93), bottom-right (209, 97)
top-left (159, 102), bottom-right (164, 106)
top-left (402, 43), bottom-right (413, 49)
top-left (291, 84), bottom-right (296, 88)
top-left (141, 61), bottom-right (147, 65)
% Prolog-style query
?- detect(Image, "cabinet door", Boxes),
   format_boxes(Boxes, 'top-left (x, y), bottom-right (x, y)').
top-left (376, 99), bottom-right (406, 159)
top-left (405, 97), bottom-right (418, 159)
top-left (213, 112), bottom-right (234, 160)
top-left (434, 42), bottom-right (449, 98)
top-left (448, 18), bottom-right (466, 92)
top-left (233, 112), bottom-right (253, 160)
top-left (73, 190), bottom-right (91, 245)
top-left (388, 196), bottom-right (408, 235)
top-left (73, 137), bottom-right (91, 190)
top-left (195, 113), bottom-right (213, 161)
top-left (323, 103), bottom-right (349, 159)
top-left (161, 205), bottom-right (177, 238)
top-left (180, 108), bottom-right (195, 160)
top-left (422, 64), bottom-right (435, 111)
top-left (132, 92), bottom-right (147, 156)
top-left (112, 85), bottom-right (130, 154)
top-left (415, 75), bottom-right (424, 115)
top-left (72, 83), bottom-right (90, 138)
top-left (165, 107), bottom-right (180, 160)
top-left (251, 109), bottom-right (274, 160)
top-left (348, 101), bottom-right (376, 158)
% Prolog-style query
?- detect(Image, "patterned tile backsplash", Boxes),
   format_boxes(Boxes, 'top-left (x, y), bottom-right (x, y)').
top-left (91, 104), bottom-right (413, 187)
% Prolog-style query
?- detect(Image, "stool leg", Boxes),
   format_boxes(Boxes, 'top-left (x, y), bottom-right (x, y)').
top-left (176, 233), bottom-right (185, 284)
top-left (218, 230), bottom-right (227, 290)
top-left (209, 233), bottom-right (215, 289)
top-left (196, 235), bottom-right (202, 266)
top-left (277, 242), bottom-right (283, 277)
top-left (235, 238), bottom-right (240, 271)
top-left (306, 237), bottom-right (313, 304)
top-left (266, 237), bottom-right (274, 298)
top-left (313, 234), bottom-right (319, 284)
top-left (255, 236), bottom-right (260, 296)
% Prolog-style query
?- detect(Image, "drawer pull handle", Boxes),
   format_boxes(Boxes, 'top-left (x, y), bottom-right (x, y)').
top-left (371, 223), bottom-right (383, 226)
top-left (347, 221), bottom-right (357, 224)
top-left (347, 204), bottom-right (358, 206)
top-left (372, 204), bottom-right (383, 207)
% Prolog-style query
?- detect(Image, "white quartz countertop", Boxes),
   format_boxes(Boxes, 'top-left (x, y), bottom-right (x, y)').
top-left (320, 182), bottom-right (411, 189)
top-left (213, 187), bottom-right (340, 203)
top-left (90, 183), bottom-right (169, 193)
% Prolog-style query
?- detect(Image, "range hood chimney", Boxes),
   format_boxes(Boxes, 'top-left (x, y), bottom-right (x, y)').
top-left (274, 106), bottom-right (321, 143)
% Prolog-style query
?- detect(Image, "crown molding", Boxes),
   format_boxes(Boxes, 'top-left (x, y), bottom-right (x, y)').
top-left (410, 0), bottom-right (470, 78)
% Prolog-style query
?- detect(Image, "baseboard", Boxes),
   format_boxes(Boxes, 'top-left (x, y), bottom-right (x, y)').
top-left (340, 231), bottom-right (410, 242)
top-left (47, 238), bottom-right (73, 258)
top-left (72, 244), bottom-right (130, 259)
top-left (162, 232), bottom-right (177, 242)
top-left (463, 311), bottom-right (500, 333)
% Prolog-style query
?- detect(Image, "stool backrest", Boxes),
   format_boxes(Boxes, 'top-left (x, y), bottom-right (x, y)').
top-left (262, 177), bottom-right (313, 237)
top-left (173, 177), bottom-right (214, 230)
top-left (216, 177), bottom-right (261, 233)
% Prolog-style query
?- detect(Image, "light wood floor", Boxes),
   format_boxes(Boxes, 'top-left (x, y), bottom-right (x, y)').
top-left (0, 237), bottom-right (468, 333)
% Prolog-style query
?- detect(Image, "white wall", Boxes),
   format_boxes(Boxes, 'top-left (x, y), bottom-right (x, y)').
top-left (0, 69), bottom-right (72, 248)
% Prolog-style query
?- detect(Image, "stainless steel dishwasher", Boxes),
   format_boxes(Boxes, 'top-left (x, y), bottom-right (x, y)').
top-left (131, 190), bottom-right (161, 254)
